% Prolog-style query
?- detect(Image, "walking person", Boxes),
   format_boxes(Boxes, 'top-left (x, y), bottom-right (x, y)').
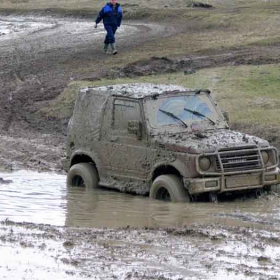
top-left (94, 0), bottom-right (122, 55)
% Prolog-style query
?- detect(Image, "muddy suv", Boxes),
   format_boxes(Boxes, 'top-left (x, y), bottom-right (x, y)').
top-left (63, 83), bottom-right (280, 202)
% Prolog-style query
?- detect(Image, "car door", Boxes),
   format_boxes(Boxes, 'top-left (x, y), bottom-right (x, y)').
top-left (99, 97), bottom-right (149, 180)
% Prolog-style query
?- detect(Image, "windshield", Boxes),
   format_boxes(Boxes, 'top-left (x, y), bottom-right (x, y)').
top-left (144, 93), bottom-right (225, 130)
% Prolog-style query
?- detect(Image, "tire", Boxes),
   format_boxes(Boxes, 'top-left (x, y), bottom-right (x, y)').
top-left (149, 175), bottom-right (190, 203)
top-left (67, 163), bottom-right (99, 189)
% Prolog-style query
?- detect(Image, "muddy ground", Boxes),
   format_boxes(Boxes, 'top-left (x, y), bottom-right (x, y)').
top-left (2, 219), bottom-right (280, 280)
top-left (1, 6), bottom-right (280, 280)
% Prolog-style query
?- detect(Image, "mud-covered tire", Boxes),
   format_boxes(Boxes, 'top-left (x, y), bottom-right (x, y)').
top-left (150, 175), bottom-right (190, 203)
top-left (67, 163), bottom-right (99, 189)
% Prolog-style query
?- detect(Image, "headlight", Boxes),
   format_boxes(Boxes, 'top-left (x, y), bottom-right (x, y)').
top-left (199, 157), bottom-right (211, 171)
top-left (261, 151), bottom-right (269, 164)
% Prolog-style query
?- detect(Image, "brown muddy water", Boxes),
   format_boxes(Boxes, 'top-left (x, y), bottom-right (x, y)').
top-left (1, 170), bottom-right (280, 229)
top-left (1, 170), bottom-right (280, 280)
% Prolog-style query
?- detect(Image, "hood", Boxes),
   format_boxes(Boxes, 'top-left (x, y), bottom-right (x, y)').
top-left (152, 129), bottom-right (269, 154)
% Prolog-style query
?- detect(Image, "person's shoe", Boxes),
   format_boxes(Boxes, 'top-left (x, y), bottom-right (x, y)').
top-left (110, 43), bottom-right (118, 55)
top-left (103, 44), bottom-right (109, 53)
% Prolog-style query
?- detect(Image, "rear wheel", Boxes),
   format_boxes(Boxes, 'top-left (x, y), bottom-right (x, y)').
top-left (67, 163), bottom-right (99, 189)
top-left (149, 175), bottom-right (190, 203)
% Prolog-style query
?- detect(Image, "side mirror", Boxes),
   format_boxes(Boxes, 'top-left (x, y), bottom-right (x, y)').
top-left (222, 111), bottom-right (229, 123)
top-left (127, 120), bottom-right (142, 140)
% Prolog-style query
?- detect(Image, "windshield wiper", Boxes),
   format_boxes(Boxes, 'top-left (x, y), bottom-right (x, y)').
top-left (159, 109), bottom-right (188, 128)
top-left (184, 108), bottom-right (216, 125)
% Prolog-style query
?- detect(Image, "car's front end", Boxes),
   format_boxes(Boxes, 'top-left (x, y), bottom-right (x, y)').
top-left (143, 89), bottom-right (280, 197)
top-left (188, 143), bottom-right (279, 195)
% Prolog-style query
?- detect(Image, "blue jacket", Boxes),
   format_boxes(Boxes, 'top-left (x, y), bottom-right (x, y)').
top-left (95, 3), bottom-right (122, 27)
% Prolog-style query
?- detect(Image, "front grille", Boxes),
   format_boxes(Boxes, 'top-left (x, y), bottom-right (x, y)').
top-left (216, 146), bottom-right (262, 172)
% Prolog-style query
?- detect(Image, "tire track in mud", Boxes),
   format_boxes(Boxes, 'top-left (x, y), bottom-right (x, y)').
top-left (0, 133), bottom-right (65, 170)
top-left (97, 47), bottom-right (280, 80)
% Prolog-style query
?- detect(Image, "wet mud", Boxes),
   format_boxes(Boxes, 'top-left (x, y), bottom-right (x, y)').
top-left (1, 217), bottom-right (280, 279)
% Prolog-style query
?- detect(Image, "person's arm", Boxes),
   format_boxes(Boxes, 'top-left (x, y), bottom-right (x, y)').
top-left (117, 6), bottom-right (122, 27)
top-left (95, 7), bottom-right (105, 27)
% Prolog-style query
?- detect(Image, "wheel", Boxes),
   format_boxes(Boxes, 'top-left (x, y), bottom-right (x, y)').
top-left (149, 175), bottom-right (190, 203)
top-left (67, 163), bottom-right (99, 189)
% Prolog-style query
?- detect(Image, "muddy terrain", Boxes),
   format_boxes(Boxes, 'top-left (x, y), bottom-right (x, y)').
top-left (2, 219), bottom-right (280, 280)
top-left (1, 2), bottom-right (280, 279)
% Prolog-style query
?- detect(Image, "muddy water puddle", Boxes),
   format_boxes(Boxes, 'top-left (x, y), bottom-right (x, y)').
top-left (0, 170), bottom-right (280, 229)
top-left (0, 16), bottom-right (54, 37)
top-left (0, 15), bottom-right (149, 44)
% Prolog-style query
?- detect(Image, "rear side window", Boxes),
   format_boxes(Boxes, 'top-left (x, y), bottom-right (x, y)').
top-left (113, 99), bottom-right (141, 130)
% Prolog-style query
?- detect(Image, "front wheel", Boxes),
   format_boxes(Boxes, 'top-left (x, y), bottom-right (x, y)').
top-left (149, 175), bottom-right (190, 203)
top-left (67, 163), bottom-right (99, 189)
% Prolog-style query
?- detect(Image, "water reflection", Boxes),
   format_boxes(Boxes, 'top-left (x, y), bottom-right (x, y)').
top-left (1, 170), bottom-right (280, 229)
top-left (65, 186), bottom-right (209, 228)
top-left (0, 170), bottom-right (66, 225)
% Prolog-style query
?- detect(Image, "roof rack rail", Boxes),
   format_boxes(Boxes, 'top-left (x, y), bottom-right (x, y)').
top-left (195, 89), bottom-right (211, 94)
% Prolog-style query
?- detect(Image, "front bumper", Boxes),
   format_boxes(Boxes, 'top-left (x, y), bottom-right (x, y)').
top-left (184, 168), bottom-right (280, 195)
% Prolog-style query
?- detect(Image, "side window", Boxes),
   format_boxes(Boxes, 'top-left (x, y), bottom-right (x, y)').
top-left (113, 99), bottom-right (141, 131)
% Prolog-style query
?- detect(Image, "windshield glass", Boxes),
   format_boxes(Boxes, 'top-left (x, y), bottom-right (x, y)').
top-left (144, 93), bottom-right (224, 129)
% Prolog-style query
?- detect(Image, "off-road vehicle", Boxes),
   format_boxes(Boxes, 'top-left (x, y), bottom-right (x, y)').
top-left (62, 83), bottom-right (280, 202)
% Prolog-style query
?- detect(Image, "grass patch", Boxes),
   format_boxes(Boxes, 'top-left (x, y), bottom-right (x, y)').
top-left (44, 64), bottom-right (280, 129)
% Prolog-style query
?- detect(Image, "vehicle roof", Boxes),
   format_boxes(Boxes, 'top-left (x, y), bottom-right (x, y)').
top-left (81, 83), bottom-right (210, 99)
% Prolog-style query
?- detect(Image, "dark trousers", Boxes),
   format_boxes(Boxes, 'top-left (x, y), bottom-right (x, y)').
top-left (104, 24), bottom-right (118, 44)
